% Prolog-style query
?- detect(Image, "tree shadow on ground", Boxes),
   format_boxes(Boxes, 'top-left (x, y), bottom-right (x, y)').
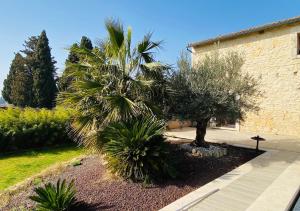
top-left (145, 143), bottom-right (262, 190)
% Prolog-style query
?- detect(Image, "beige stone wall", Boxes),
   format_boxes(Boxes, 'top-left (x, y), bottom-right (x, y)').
top-left (192, 24), bottom-right (300, 137)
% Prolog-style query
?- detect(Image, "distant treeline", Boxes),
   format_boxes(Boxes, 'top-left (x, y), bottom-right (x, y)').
top-left (2, 31), bottom-right (93, 109)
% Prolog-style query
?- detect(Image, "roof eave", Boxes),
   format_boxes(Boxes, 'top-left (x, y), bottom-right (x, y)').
top-left (188, 15), bottom-right (300, 48)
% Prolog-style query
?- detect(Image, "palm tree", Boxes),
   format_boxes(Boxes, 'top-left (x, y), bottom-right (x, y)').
top-left (58, 19), bottom-right (169, 149)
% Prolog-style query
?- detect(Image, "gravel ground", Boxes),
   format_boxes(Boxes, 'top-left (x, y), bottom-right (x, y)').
top-left (3, 143), bottom-right (262, 211)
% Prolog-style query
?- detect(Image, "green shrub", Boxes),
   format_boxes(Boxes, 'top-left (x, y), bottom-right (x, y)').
top-left (101, 116), bottom-right (177, 182)
top-left (30, 179), bottom-right (76, 211)
top-left (0, 107), bottom-right (73, 152)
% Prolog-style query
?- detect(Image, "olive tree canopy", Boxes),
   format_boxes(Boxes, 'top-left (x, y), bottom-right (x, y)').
top-left (168, 52), bottom-right (260, 147)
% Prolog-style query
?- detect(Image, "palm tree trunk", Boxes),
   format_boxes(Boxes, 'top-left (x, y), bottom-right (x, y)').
top-left (194, 119), bottom-right (210, 147)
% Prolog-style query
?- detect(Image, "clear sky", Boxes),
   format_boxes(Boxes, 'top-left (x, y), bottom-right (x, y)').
top-left (1, 0), bottom-right (300, 93)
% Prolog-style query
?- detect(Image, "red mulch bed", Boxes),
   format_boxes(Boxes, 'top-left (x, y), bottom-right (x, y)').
top-left (3, 143), bottom-right (263, 211)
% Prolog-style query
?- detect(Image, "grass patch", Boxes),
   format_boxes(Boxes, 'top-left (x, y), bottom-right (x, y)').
top-left (0, 146), bottom-right (83, 191)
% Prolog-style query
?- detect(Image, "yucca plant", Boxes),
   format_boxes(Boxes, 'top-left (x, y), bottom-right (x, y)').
top-left (57, 19), bottom-right (170, 150)
top-left (29, 179), bottom-right (76, 211)
top-left (101, 116), bottom-right (177, 182)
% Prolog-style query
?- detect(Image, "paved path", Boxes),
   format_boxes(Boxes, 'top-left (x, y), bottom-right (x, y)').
top-left (161, 128), bottom-right (300, 211)
top-left (166, 127), bottom-right (300, 153)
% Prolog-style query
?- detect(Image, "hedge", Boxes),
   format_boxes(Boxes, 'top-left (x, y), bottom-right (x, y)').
top-left (0, 107), bottom-right (73, 152)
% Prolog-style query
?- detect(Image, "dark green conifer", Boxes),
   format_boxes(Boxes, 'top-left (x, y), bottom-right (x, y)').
top-left (58, 36), bottom-right (93, 91)
top-left (66, 43), bottom-right (80, 64)
top-left (10, 53), bottom-right (33, 107)
top-left (80, 36), bottom-right (93, 50)
top-left (2, 54), bottom-right (18, 104)
top-left (32, 30), bottom-right (57, 108)
top-left (2, 53), bottom-right (33, 106)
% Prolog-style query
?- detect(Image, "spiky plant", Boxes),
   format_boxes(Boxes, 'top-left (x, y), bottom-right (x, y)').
top-left (29, 179), bottom-right (76, 211)
top-left (57, 19), bottom-right (169, 150)
top-left (101, 116), bottom-right (177, 182)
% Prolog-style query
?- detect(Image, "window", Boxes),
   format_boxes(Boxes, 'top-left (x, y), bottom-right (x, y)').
top-left (297, 33), bottom-right (300, 55)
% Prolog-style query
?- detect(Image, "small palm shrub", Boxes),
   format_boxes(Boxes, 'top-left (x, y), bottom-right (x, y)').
top-left (0, 107), bottom-right (73, 152)
top-left (101, 116), bottom-right (177, 182)
top-left (30, 179), bottom-right (76, 211)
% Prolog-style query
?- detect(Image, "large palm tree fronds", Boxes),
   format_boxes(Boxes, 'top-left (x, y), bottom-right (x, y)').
top-left (137, 33), bottom-right (163, 63)
top-left (105, 18), bottom-right (125, 56)
top-left (58, 19), bottom-right (169, 150)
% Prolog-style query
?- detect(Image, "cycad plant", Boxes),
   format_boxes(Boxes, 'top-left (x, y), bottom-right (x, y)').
top-left (58, 19), bottom-right (169, 150)
top-left (101, 116), bottom-right (176, 182)
top-left (29, 179), bottom-right (76, 211)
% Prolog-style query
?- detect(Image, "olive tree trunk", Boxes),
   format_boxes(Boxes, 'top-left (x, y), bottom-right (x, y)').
top-left (194, 119), bottom-right (210, 147)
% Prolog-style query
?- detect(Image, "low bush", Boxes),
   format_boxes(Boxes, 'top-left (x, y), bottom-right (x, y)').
top-left (0, 107), bottom-right (73, 152)
top-left (101, 116), bottom-right (177, 183)
top-left (30, 179), bottom-right (76, 211)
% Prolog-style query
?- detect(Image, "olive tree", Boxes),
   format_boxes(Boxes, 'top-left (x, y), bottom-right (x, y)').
top-left (168, 52), bottom-right (260, 147)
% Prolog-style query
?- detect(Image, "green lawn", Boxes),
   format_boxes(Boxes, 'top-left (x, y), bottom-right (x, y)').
top-left (0, 146), bottom-right (84, 191)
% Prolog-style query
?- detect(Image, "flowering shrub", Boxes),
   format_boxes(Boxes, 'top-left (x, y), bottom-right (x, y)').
top-left (0, 107), bottom-right (73, 152)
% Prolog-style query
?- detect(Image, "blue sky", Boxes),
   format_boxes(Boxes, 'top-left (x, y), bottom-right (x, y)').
top-left (1, 0), bottom-right (300, 93)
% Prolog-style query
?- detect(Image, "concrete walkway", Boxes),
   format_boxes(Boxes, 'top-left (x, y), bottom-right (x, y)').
top-left (161, 128), bottom-right (300, 211)
top-left (166, 127), bottom-right (300, 153)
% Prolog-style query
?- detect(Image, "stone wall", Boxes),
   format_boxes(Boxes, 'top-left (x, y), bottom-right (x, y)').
top-left (192, 24), bottom-right (300, 137)
top-left (167, 120), bottom-right (192, 129)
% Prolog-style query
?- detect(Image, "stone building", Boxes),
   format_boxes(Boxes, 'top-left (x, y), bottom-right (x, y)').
top-left (189, 16), bottom-right (300, 137)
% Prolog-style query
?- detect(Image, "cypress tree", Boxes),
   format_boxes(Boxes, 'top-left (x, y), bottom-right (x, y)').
top-left (2, 75), bottom-right (12, 104)
top-left (2, 53), bottom-right (33, 106)
top-left (21, 36), bottom-right (38, 68)
top-left (10, 53), bottom-right (33, 107)
top-left (80, 36), bottom-right (93, 50)
top-left (58, 43), bottom-right (79, 91)
top-left (58, 36), bottom-right (93, 91)
top-left (65, 36), bottom-right (93, 64)
top-left (32, 30), bottom-right (57, 108)
top-left (66, 43), bottom-right (80, 64)
top-left (2, 55), bottom-right (17, 104)
top-left (21, 36), bottom-right (38, 79)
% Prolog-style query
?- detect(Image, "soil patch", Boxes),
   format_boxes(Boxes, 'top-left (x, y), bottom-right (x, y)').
top-left (3, 143), bottom-right (263, 211)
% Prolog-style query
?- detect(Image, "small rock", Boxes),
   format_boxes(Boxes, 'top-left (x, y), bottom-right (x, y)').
top-left (179, 143), bottom-right (227, 158)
